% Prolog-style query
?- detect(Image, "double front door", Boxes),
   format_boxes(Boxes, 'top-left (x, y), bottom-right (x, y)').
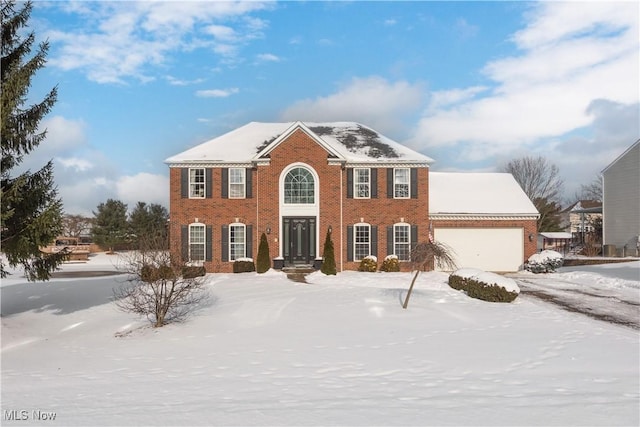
top-left (283, 217), bottom-right (316, 265)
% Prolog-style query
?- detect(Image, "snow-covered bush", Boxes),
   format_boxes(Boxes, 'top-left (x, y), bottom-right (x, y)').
top-left (448, 268), bottom-right (520, 303)
top-left (358, 255), bottom-right (377, 272)
top-left (233, 258), bottom-right (255, 273)
top-left (380, 255), bottom-right (400, 272)
top-left (525, 250), bottom-right (564, 273)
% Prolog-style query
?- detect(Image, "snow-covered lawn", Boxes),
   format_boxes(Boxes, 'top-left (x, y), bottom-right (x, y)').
top-left (1, 253), bottom-right (638, 426)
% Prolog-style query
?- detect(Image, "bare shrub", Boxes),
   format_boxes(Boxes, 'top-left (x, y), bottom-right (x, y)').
top-left (113, 239), bottom-right (209, 327)
top-left (403, 240), bottom-right (457, 309)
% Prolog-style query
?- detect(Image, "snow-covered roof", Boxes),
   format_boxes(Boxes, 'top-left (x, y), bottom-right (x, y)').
top-left (165, 121), bottom-right (433, 165)
top-left (429, 172), bottom-right (539, 216)
top-left (539, 232), bottom-right (573, 239)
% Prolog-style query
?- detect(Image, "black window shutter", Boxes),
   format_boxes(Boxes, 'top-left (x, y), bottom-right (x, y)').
top-left (371, 169), bottom-right (378, 198)
top-left (346, 169), bottom-right (353, 199)
top-left (387, 226), bottom-right (394, 255)
top-left (411, 225), bottom-right (418, 251)
top-left (181, 169), bottom-right (188, 198)
top-left (221, 168), bottom-right (229, 198)
top-left (246, 168), bottom-right (253, 198)
top-left (371, 226), bottom-right (378, 258)
top-left (221, 225), bottom-right (229, 262)
top-left (387, 168), bottom-right (393, 198)
top-left (181, 225), bottom-right (188, 261)
top-left (246, 225), bottom-right (253, 258)
top-left (410, 168), bottom-right (418, 199)
top-left (347, 225), bottom-right (354, 261)
top-left (206, 225), bottom-right (212, 261)
top-left (205, 169), bottom-right (213, 199)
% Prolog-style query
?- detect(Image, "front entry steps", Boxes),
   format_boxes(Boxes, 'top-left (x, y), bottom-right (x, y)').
top-left (282, 265), bottom-right (316, 283)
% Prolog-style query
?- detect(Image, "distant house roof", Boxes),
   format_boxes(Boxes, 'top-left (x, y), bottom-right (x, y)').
top-left (429, 172), bottom-right (539, 217)
top-left (165, 121), bottom-right (434, 165)
top-left (562, 200), bottom-right (602, 214)
top-left (539, 232), bottom-right (573, 239)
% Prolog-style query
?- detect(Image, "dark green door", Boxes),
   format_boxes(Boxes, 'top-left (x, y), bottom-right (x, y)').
top-left (283, 217), bottom-right (316, 265)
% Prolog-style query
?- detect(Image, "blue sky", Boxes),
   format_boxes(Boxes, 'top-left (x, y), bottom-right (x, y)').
top-left (22, 1), bottom-right (639, 215)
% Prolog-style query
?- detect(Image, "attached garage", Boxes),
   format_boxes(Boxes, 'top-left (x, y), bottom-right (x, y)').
top-left (434, 227), bottom-right (524, 272)
top-left (429, 172), bottom-right (539, 273)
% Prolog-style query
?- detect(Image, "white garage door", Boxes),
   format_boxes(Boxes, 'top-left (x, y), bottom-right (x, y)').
top-left (434, 228), bottom-right (524, 272)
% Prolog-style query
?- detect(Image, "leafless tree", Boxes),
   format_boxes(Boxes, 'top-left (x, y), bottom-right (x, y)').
top-left (403, 241), bottom-right (457, 309)
top-left (500, 156), bottom-right (564, 231)
top-left (113, 237), bottom-right (209, 327)
top-left (62, 214), bottom-right (93, 238)
top-left (579, 175), bottom-right (603, 202)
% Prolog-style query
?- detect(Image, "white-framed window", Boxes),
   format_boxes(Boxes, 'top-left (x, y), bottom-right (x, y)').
top-left (189, 223), bottom-right (206, 264)
top-left (229, 168), bottom-right (246, 199)
top-left (394, 223), bottom-right (411, 261)
top-left (354, 223), bottom-right (371, 261)
top-left (284, 167), bottom-right (315, 204)
top-left (354, 168), bottom-right (370, 199)
top-left (229, 223), bottom-right (246, 261)
top-left (394, 168), bottom-right (410, 198)
top-left (189, 168), bottom-right (205, 198)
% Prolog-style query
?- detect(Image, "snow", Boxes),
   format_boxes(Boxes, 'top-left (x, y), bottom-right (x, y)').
top-left (429, 172), bottom-right (539, 215)
top-left (2, 253), bottom-right (639, 426)
top-left (164, 121), bottom-right (433, 165)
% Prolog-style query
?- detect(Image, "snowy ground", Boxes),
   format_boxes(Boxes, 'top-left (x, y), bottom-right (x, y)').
top-left (1, 253), bottom-right (639, 426)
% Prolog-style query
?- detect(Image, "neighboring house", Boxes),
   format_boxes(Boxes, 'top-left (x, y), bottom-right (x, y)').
top-left (428, 172), bottom-right (538, 272)
top-left (602, 139), bottom-right (640, 256)
top-left (165, 121), bottom-right (538, 273)
top-left (536, 232), bottom-right (573, 255)
top-left (560, 200), bottom-right (602, 243)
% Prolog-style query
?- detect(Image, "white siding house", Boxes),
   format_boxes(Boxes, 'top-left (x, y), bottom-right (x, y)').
top-left (602, 139), bottom-right (640, 256)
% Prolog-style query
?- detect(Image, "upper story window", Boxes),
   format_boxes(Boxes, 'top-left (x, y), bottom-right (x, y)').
top-left (190, 168), bottom-right (205, 198)
top-left (394, 168), bottom-right (410, 199)
top-left (229, 223), bottom-right (246, 261)
top-left (189, 223), bottom-right (206, 264)
top-left (354, 168), bottom-right (370, 199)
top-left (354, 223), bottom-right (371, 261)
top-left (394, 223), bottom-right (411, 261)
top-left (229, 168), bottom-right (246, 199)
top-left (284, 167), bottom-right (315, 204)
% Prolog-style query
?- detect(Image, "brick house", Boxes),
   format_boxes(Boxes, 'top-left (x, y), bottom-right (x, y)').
top-left (165, 121), bottom-right (538, 273)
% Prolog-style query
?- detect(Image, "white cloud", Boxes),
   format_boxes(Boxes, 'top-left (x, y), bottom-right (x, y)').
top-left (409, 1), bottom-right (639, 157)
top-left (281, 76), bottom-right (424, 137)
top-left (256, 53), bottom-right (280, 62)
top-left (115, 173), bottom-right (169, 210)
top-left (196, 88), bottom-right (240, 98)
top-left (44, 2), bottom-right (273, 84)
top-left (57, 157), bottom-right (94, 172)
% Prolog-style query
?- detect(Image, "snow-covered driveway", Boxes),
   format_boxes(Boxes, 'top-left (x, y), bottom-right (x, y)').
top-left (509, 260), bottom-right (640, 329)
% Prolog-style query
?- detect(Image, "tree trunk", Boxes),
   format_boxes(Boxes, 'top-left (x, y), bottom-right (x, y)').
top-left (403, 270), bottom-right (420, 309)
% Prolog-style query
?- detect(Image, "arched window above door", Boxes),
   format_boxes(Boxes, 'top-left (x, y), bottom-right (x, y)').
top-left (284, 167), bottom-right (315, 204)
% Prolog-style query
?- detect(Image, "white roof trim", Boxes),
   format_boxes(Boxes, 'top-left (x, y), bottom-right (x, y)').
top-left (430, 214), bottom-right (539, 221)
top-left (254, 121), bottom-right (345, 161)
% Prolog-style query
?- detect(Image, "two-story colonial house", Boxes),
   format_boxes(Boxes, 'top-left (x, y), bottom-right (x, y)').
top-left (166, 121), bottom-right (538, 273)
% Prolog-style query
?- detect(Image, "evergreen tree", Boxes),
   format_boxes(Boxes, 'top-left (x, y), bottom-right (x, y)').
top-left (256, 232), bottom-right (270, 273)
top-left (129, 202), bottom-right (168, 249)
top-left (320, 228), bottom-right (336, 275)
top-left (92, 199), bottom-right (128, 253)
top-left (1, 0), bottom-right (64, 280)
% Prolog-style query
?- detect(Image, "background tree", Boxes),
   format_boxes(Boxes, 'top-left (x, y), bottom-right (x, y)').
top-left (579, 174), bottom-right (603, 202)
top-left (62, 214), bottom-right (93, 238)
top-left (403, 240), bottom-right (457, 309)
top-left (320, 228), bottom-right (336, 275)
top-left (500, 156), bottom-right (564, 232)
top-left (1, 0), bottom-right (64, 280)
top-left (92, 199), bottom-right (128, 253)
top-left (534, 198), bottom-right (563, 232)
top-left (256, 232), bottom-right (270, 274)
top-left (128, 202), bottom-right (168, 249)
top-left (113, 235), bottom-right (209, 327)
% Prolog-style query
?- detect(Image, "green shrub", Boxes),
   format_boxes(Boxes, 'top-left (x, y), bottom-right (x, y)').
top-left (256, 232), bottom-right (270, 274)
top-left (320, 229), bottom-right (336, 275)
top-left (380, 255), bottom-right (400, 272)
top-left (233, 259), bottom-right (255, 273)
top-left (448, 269), bottom-right (519, 303)
top-left (182, 265), bottom-right (206, 279)
top-left (358, 256), bottom-right (377, 272)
